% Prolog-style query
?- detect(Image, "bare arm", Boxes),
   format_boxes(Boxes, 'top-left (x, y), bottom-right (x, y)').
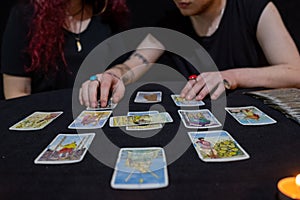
top-left (181, 2), bottom-right (300, 100)
top-left (3, 74), bottom-right (31, 99)
top-left (224, 2), bottom-right (300, 89)
top-left (79, 34), bottom-right (165, 107)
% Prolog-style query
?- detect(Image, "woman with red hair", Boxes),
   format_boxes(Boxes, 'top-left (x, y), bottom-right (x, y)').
top-left (1, 0), bottom-right (129, 99)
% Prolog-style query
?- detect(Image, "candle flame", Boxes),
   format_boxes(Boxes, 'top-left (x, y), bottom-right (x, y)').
top-left (296, 174), bottom-right (300, 186)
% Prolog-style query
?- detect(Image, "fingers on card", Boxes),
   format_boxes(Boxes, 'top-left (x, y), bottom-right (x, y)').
top-left (109, 112), bottom-right (173, 127)
top-left (68, 110), bottom-right (112, 129)
top-left (126, 111), bottom-right (163, 131)
top-left (9, 111), bottom-right (63, 131)
top-left (178, 109), bottom-right (221, 129)
top-left (171, 94), bottom-right (205, 107)
top-left (111, 147), bottom-right (168, 189)
top-left (188, 130), bottom-right (250, 162)
top-left (134, 91), bottom-right (162, 103)
top-left (34, 133), bottom-right (95, 164)
top-left (86, 99), bottom-right (117, 111)
top-left (225, 106), bottom-right (277, 125)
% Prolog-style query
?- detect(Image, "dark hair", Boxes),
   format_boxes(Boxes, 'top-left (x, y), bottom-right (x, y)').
top-left (26, 0), bottom-right (128, 73)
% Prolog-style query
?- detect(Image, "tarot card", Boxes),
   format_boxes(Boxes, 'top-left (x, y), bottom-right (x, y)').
top-left (225, 106), bottom-right (277, 125)
top-left (134, 91), bottom-right (162, 103)
top-left (109, 112), bottom-right (173, 127)
top-left (171, 94), bottom-right (205, 107)
top-left (188, 130), bottom-right (250, 162)
top-left (34, 133), bottom-right (95, 164)
top-left (111, 147), bottom-right (168, 189)
top-left (9, 111), bottom-right (63, 131)
top-left (86, 99), bottom-right (117, 111)
top-left (126, 111), bottom-right (163, 131)
top-left (68, 110), bottom-right (112, 129)
top-left (178, 109), bottom-right (221, 129)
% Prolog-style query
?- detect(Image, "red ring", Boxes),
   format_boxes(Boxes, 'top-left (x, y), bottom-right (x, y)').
top-left (188, 74), bottom-right (198, 80)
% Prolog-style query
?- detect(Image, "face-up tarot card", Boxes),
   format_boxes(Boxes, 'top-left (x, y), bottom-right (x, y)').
top-left (171, 94), bottom-right (205, 107)
top-left (9, 111), bottom-right (63, 131)
top-left (126, 111), bottom-right (163, 131)
top-left (225, 106), bottom-right (277, 125)
top-left (109, 112), bottom-right (173, 127)
top-left (188, 130), bottom-right (250, 162)
top-left (178, 109), bottom-right (221, 129)
top-left (34, 133), bottom-right (95, 164)
top-left (111, 147), bottom-right (168, 189)
top-left (134, 91), bottom-right (162, 103)
top-left (68, 110), bottom-right (112, 129)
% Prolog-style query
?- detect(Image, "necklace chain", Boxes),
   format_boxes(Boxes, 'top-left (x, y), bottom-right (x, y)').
top-left (75, 3), bottom-right (84, 52)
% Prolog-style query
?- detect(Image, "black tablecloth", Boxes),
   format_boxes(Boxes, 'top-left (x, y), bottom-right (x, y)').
top-left (0, 86), bottom-right (299, 200)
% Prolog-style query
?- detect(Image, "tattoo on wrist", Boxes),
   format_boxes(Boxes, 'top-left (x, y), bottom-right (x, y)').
top-left (131, 52), bottom-right (149, 65)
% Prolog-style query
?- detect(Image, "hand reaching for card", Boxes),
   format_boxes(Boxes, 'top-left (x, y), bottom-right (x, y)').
top-left (79, 71), bottom-right (125, 108)
top-left (180, 71), bottom-right (237, 100)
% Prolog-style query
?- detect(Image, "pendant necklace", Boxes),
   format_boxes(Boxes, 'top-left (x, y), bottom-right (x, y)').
top-left (75, 3), bottom-right (84, 52)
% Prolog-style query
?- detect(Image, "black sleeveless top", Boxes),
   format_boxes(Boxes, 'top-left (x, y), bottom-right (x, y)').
top-left (158, 0), bottom-right (270, 77)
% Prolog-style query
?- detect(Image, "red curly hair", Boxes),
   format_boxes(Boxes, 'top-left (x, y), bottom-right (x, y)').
top-left (26, 0), bottom-right (128, 73)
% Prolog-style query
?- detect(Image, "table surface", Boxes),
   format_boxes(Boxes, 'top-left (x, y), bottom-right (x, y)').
top-left (0, 85), bottom-right (299, 200)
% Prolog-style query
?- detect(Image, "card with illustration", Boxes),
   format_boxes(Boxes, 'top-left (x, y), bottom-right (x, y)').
top-left (111, 147), bottom-right (168, 189)
top-left (109, 112), bottom-right (173, 127)
top-left (68, 110), bottom-right (112, 129)
top-left (188, 130), bottom-right (250, 162)
top-left (126, 111), bottom-right (163, 131)
top-left (9, 111), bottom-right (63, 131)
top-left (178, 109), bottom-right (221, 129)
top-left (225, 106), bottom-right (277, 125)
top-left (34, 133), bottom-right (95, 164)
top-left (134, 91), bottom-right (162, 103)
top-left (171, 94), bottom-right (205, 107)
top-left (86, 99), bottom-right (117, 111)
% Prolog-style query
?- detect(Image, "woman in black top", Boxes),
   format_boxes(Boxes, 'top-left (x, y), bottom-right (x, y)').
top-left (1, 0), bottom-right (128, 99)
top-left (171, 0), bottom-right (300, 100)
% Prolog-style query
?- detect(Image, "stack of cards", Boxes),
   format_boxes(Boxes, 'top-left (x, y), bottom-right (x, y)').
top-left (68, 110), bottom-right (112, 129)
top-left (178, 109), bottom-right (221, 129)
top-left (9, 111), bottom-right (63, 131)
top-left (188, 130), bottom-right (250, 162)
top-left (110, 112), bottom-right (173, 127)
top-left (111, 147), bottom-right (168, 189)
top-left (126, 111), bottom-right (163, 131)
top-left (34, 133), bottom-right (95, 164)
top-left (171, 94), bottom-right (205, 107)
top-left (134, 91), bottom-right (162, 103)
top-left (225, 106), bottom-right (277, 125)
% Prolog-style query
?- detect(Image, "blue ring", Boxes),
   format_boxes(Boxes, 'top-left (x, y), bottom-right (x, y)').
top-left (89, 75), bottom-right (98, 81)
